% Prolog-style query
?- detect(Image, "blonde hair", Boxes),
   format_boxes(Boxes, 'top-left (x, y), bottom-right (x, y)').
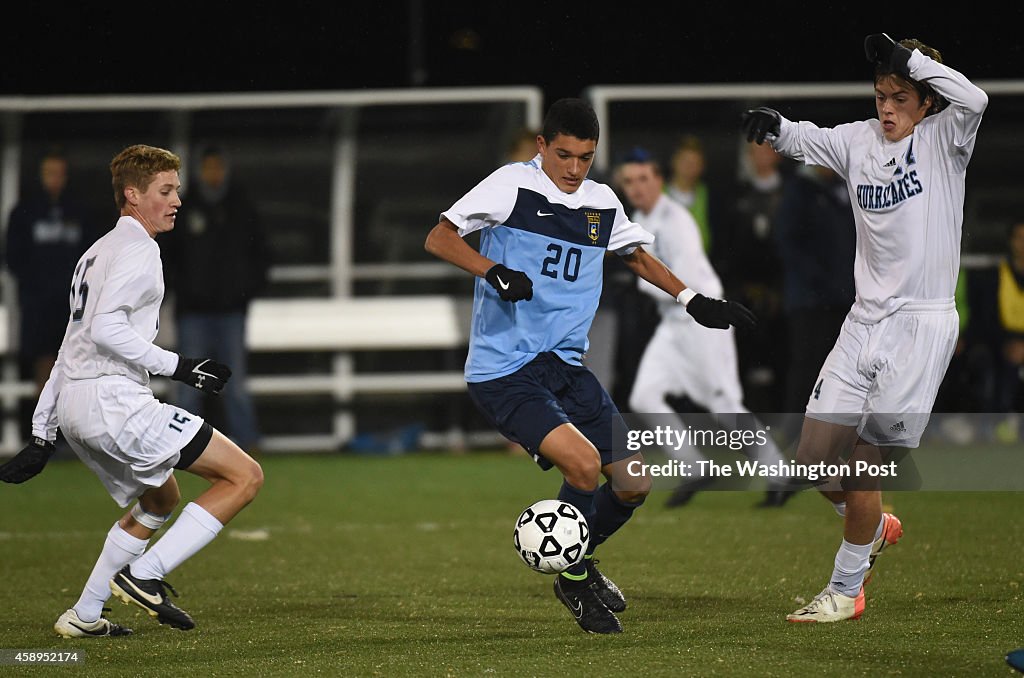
top-left (110, 144), bottom-right (181, 209)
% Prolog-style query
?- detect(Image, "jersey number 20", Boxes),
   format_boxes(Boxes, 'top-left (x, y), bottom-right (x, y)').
top-left (541, 243), bottom-right (581, 282)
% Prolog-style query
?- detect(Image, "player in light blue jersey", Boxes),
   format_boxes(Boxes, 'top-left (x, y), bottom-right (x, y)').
top-left (426, 98), bottom-right (756, 634)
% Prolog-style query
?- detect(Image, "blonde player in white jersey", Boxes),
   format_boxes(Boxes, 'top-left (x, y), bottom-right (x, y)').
top-left (0, 145), bottom-right (263, 637)
top-left (742, 33), bottom-right (987, 622)
top-left (617, 149), bottom-right (794, 508)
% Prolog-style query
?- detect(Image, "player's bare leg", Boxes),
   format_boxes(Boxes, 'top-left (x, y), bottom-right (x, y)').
top-left (539, 424), bottom-right (622, 634)
top-left (788, 419), bottom-right (901, 622)
top-left (541, 423), bottom-right (601, 492)
top-left (110, 431), bottom-right (263, 629)
top-left (56, 476), bottom-right (183, 637)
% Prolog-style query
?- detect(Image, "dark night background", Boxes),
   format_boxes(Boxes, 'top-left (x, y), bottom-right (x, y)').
top-left (2, 5), bottom-right (1021, 100)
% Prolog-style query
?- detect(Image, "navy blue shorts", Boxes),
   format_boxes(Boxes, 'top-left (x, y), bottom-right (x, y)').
top-left (467, 352), bottom-right (624, 470)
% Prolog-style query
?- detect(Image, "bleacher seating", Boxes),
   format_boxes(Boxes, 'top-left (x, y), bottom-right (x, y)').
top-left (0, 297), bottom-right (471, 455)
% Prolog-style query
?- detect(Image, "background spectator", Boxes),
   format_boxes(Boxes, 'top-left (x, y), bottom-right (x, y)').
top-left (162, 145), bottom-right (268, 454)
top-left (958, 221), bottom-right (1024, 441)
top-left (665, 135), bottom-right (713, 252)
top-left (5, 147), bottom-right (93, 434)
top-left (773, 164), bottom-right (856, 439)
top-left (722, 141), bottom-right (791, 413)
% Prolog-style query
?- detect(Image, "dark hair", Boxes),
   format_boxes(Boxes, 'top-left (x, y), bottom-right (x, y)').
top-left (673, 134), bottom-right (704, 155)
top-left (619, 146), bottom-right (663, 176)
top-left (41, 145), bottom-right (67, 164)
top-left (541, 98), bottom-right (599, 143)
top-left (196, 143), bottom-right (226, 162)
top-left (875, 38), bottom-right (948, 115)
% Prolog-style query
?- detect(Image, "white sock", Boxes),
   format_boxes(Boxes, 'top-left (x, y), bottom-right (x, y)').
top-left (74, 523), bottom-right (149, 623)
top-left (832, 501), bottom-right (847, 517)
top-left (829, 539), bottom-right (873, 597)
top-left (873, 515), bottom-right (885, 541)
top-left (129, 503), bottom-right (223, 581)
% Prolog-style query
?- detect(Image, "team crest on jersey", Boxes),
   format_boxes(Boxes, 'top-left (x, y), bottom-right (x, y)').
top-left (586, 212), bottom-right (601, 243)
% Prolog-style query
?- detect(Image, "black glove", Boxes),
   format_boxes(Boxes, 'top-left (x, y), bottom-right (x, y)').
top-left (172, 356), bottom-right (232, 394)
top-left (864, 33), bottom-right (912, 78)
top-left (0, 437), bottom-right (56, 484)
top-left (686, 294), bottom-right (758, 331)
top-left (741, 107), bottom-right (781, 144)
top-left (485, 264), bottom-right (533, 302)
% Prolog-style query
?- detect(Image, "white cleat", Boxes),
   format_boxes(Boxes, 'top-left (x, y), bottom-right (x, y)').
top-left (787, 586), bottom-right (865, 623)
top-left (54, 608), bottom-right (133, 638)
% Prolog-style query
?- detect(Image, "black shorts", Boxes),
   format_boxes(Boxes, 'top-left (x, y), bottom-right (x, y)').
top-left (467, 352), bottom-right (625, 470)
top-left (175, 421), bottom-right (213, 470)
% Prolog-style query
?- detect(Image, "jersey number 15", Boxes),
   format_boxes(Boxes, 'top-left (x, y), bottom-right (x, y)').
top-left (70, 256), bottom-right (97, 322)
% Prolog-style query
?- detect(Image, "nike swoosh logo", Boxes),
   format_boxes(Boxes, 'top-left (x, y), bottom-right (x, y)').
top-left (571, 599), bottom-right (583, 620)
top-left (495, 276), bottom-right (510, 290)
top-left (536, 210), bottom-right (554, 217)
top-left (120, 576), bottom-right (165, 607)
top-left (68, 619), bottom-right (107, 636)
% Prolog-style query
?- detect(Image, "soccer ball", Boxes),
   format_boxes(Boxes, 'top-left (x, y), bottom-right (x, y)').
top-left (513, 499), bottom-right (590, 574)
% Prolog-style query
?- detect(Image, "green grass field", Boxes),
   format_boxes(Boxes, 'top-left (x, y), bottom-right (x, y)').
top-left (1, 450), bottom-right (1021, 677)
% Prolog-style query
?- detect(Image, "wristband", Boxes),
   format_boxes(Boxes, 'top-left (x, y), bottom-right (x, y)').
top-left (676, 288), bottom-right (697, 306)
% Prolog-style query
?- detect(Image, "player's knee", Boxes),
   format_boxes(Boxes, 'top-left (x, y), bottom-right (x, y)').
top-left (562, 451), bottom-right (601, 489)
top-left (615, 476), bottom-right (652, 504)
top-left (237, 458), bottom-right (264, 502)
top-left (795, 436), bottom-right (832, 467)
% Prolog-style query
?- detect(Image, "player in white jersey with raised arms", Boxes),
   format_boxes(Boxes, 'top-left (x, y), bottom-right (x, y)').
top-left (742, 33), bottom-right (987, 621)
top-left (0, 144), bottom-right (263, 637)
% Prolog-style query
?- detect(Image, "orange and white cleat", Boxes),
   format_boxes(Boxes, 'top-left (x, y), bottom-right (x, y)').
top-left (787, 586), bottom-right (865, 623)
top-left (865, 512), bottom-right (903, 585)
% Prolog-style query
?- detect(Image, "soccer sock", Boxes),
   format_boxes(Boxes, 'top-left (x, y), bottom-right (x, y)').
top-left (74, 522), bottom-right (149, 623)
top-left (129, 503), bottom-right (223, 581)
top-left (829, 539), bottom-right (873, 597)
top-left (833, 501), bottom-right (847, 517)
top-left (586, 482), bottom-right (645, 556)
top-left (557, 480), bottom-right (596, 579)
top-left (872, 515), bottom-right (885, 541)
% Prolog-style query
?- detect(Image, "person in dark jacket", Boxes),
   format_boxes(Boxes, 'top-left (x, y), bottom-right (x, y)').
top-left (162, 145), bottom-right (268, 452)
top-left (773, 164), bottom-right (857, 421)
top-left (5, 148), bottom-right (94, 432)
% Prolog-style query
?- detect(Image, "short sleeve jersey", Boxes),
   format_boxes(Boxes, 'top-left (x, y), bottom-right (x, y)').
top-left (442, 156), bottom-right (653, 382)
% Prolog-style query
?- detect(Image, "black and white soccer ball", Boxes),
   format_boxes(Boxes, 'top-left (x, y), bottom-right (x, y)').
top-left (513, 499), bottom-right (590, 574)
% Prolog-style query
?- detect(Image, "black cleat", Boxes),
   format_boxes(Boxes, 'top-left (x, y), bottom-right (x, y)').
top-left (584, 558), bottom-right (626, 612)
top-left (110, 565), bottom-right (196, 630)
top-left (553, 575), bottom-right (622, 634)
top-left (665, 476), bottom-right (715, 508)
top-left (757, 489), bottom-right (797, 508)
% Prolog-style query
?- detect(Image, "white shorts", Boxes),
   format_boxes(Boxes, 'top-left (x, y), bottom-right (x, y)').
top-left (805, 300), bottom-right (958, 448)
top-left (629, 315), bottom-right (745, 413)
top-left (57, 376), bottom-right (206, 507)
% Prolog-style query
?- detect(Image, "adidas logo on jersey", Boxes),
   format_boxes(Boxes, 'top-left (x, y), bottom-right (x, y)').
top-left (883, 157), bottom-right (896, 167)
top-left (890, 420), bottom-right (906, 433)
